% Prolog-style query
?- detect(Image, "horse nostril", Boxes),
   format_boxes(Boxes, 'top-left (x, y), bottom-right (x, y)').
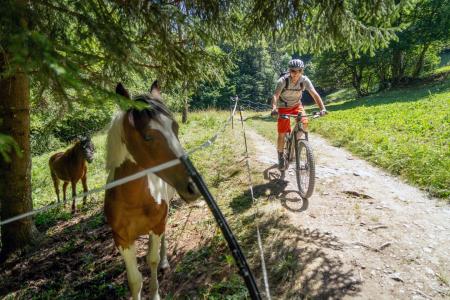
top-left (187, 181), bottom-right (197, 195)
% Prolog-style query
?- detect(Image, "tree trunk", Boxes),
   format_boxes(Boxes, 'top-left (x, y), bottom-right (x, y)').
top-left (0, 54), bottom-right (37, 261)
top-left (391, 48), bottom-right (405, 86)
top-left (377, 65), bottom-right (389, 91)
top-left (181, 81), bottom-right (189, 124)
top-left (351, 65), bottom-right (364, 97)
top-left (412, 44), bottom-right (430, 78)
top-left (181, 98), bottom-right (188, 124)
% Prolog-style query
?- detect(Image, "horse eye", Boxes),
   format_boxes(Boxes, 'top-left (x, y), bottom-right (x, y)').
top-left (144, 135), bottom-right (153, 141)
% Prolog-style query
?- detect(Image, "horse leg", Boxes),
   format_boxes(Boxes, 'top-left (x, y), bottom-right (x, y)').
top-left (159, 233), bottom-right (170, 272)
top-left (81, 173), bottom-right (88, 205)
top-left (51, 172), bottom-right (60, 203)
top-left (119, 244), bottom-right (143, 300)
top-left (147, 232), bottom-right (162, 300)
top-left (70, 180), bottom-right (77, 214)
top-left (62, 182), bottom-right (69, 206)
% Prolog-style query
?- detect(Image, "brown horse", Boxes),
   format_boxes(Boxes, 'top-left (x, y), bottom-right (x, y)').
top-left (49, 136), bottom-right (95, 214)
top-left (104, 81), bottom-right (200, 300)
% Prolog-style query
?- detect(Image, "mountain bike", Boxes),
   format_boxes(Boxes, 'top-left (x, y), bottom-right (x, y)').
top-left (273, 111), bottom-right (322, 198)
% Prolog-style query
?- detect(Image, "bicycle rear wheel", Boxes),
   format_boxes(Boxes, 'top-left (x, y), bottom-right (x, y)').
top-left (294, 139), bottom-right (315, 198)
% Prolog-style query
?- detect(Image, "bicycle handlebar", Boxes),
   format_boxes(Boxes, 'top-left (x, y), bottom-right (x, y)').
top-left (271, 111), bottom-right (323, 119)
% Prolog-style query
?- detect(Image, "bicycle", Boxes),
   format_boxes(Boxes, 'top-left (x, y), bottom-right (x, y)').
top-left (272, 111), bottom-right (323, 199)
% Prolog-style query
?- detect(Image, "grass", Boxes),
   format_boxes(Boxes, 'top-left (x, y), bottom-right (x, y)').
top-left (324, 88), bottom-right (357, 103)
top-left (421, 52), bottom-right (450, 77)
top-left (430, 65), bottom-right (450, 76)
top-left (437, 272), bottom-right (449, 287)
top-left (246, 79), bottom-right (450, 200)
top-left (2, 109), bottom-right (362, 299)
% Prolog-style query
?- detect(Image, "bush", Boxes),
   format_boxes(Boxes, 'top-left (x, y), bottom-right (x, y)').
top-left (54, 103), bottom-right (115, 143)
top-left (31, 102), bottom-right (115, 155)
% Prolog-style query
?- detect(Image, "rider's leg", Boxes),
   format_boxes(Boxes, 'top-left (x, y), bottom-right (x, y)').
top-left (277, 109), bottom-right (292, 169)
top-left (277, 132), bottom-right (287, 169)
top-left (277, 133), bottom-right (286, 152)
top-left (296, 111), bottom-right (308, 140)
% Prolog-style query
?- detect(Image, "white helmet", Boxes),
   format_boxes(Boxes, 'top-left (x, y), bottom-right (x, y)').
top-left (288, 59), bottom-right (304, 70)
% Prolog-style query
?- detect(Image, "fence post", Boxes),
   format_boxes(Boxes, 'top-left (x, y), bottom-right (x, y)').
top-left (230, 96), bottom-right (235, 129)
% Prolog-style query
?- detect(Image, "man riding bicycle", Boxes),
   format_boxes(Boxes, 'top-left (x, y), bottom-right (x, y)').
top-left (271, 59), bottom-right (327, 169)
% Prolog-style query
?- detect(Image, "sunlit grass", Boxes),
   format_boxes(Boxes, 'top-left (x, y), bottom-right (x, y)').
top-left (431, 65), bottom-right (450, 76)
top-left (324, 88), bottom-right (357, 102)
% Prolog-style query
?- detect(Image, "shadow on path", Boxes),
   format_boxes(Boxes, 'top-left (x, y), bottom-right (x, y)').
top-left (227, 160), bottom-right (361, 298)
top-left (230, 164), bottom-right (309, 214)
top-left (240, 212), bottom-right (360, 299)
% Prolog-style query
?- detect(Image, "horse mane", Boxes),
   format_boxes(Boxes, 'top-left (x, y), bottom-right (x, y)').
top-left (105, 112), bottom-right (136, 171)
top-left (63, 141), bottom-right (81, 157)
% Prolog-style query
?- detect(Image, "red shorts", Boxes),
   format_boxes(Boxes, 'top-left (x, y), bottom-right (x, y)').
top-left (277, 104), bottom-right (307, 133)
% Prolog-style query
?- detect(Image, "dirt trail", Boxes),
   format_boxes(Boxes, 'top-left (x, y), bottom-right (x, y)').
top-left (245, 128), bottom-right (450, 300)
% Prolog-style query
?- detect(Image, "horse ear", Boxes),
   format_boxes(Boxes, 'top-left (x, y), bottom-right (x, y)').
top-left (128, 111), bottom-right (136, 128)
top-left (149, 80), bottom-right (161, 98)
top-left (116, 83), bottom-right (131, 99)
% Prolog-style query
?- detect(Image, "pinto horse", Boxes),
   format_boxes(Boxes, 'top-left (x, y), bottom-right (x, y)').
top-left (104, 81), bottom-right (200, 300)
top-left (49, 136), bottom-right (95, 214)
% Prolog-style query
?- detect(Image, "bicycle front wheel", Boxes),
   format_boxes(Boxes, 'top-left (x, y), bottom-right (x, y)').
top-left (294, 139), bottom-right (315, 198)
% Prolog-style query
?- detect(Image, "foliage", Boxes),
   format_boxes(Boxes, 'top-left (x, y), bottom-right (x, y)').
top-left (53, 103), bottom-right (115, 142)
top-left (0, 133), bottom-right (21, 162)
top-left (191, 39), bottom-right (281, 109)
top-left (0, 0), bottom-right (415, 151)
top-left (311, 45), bottom-right (442, 96)
top-left (30, 101), bottom-right (115, 155)
top-left (309, 0), bottom-right (450, 96)
top-left (399, 0), bottom-right (450, 47)
top-left (0, 0), bottom-right (413, 111)
top-left (440, 50), bottom-right (450, 67)
top-left (248, 0), bottom-right (409, 54)
top-left (0, 0), bottom-right (244, 146)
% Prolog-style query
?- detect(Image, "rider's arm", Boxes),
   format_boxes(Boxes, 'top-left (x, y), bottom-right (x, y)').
top-left (272, 91), bottom-right (281, 111)
top-left (272, 78), bottom-right (285, 111)
top-left (308, 87), bottom-right (326, 112)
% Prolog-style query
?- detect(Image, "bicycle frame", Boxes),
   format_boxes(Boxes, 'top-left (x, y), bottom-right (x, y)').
top-left (280, 113), bottom-right (315, 165)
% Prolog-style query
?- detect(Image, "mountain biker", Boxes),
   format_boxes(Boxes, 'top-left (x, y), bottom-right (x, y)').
top-left (271, 59), bottom-right (327, 169)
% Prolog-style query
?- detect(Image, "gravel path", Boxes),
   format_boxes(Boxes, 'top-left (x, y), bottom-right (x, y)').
top-left (246, 128), bottom-right (450, 300)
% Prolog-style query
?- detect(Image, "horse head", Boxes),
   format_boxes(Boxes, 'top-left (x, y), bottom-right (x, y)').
top-left (79, 136), bottom-right (95, 163)
top-left (115, 81), bottom-right (200, 202)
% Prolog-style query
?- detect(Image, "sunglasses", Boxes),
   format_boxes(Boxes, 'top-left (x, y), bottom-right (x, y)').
top-left (289, 69), bottom-right (302, 74)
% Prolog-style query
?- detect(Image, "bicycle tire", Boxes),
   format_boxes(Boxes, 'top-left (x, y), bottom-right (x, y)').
top-left (294, 139), bottom-right (315, 198)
